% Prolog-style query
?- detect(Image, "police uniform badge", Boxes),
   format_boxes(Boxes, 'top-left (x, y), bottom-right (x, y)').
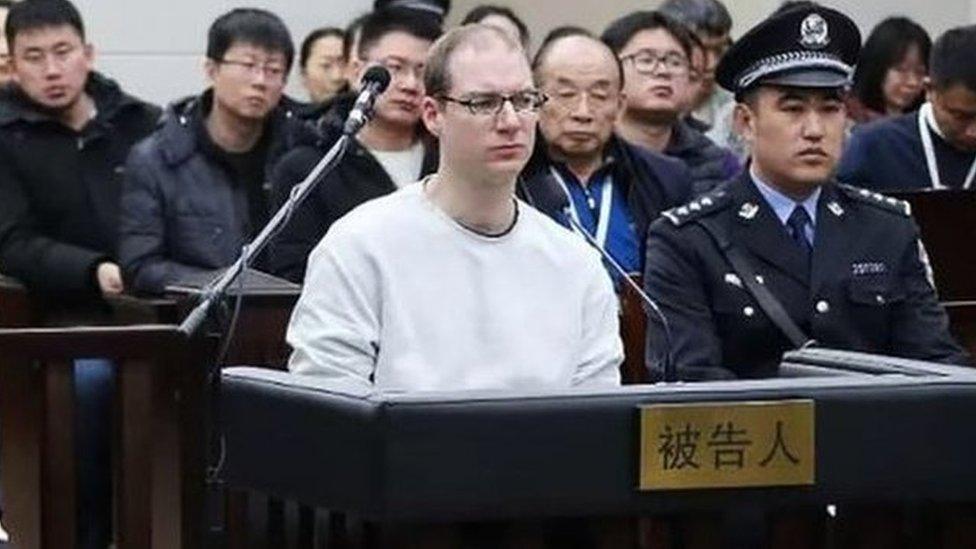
top-left (799, 13), bottom-right (830, 49)
top-left (738, 202), bottom-right (759, 220)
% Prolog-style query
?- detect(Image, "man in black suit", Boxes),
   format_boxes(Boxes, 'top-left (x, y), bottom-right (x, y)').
top-left (643, 4), bottom-right (968, 382)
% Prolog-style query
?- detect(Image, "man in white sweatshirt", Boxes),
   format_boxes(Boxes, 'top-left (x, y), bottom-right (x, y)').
top-left (286, 24), bottom-right (623, 392)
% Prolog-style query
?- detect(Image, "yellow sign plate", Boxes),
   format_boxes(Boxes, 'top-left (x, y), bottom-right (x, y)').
top-left (639, 400), bottom-right (814, 491)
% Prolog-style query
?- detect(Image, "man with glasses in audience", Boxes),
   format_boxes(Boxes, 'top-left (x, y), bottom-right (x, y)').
top-left (119, 8), bottom-right (304, 295)
top-left (268, 8), bottom-right (441, 283)
top-left (287, 24), bottom-right (622, 393)
top-left (603, 11), bottom-right (740, 192)
top-left (520, 27), bottom-right (692, 289)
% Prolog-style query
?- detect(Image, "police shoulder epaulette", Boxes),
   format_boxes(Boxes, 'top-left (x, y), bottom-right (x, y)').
top-left (837, 184), bottom-right (911, 217)
top-left (661, 188), bottom-right (731, 226)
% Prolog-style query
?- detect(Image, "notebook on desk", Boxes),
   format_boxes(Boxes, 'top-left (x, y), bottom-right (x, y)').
top-left (890, 189), bottom-right (976, 302)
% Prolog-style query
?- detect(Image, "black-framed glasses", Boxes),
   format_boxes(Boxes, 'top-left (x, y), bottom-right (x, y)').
top-left (619, 49), bottom-right (689, 75)
top-left (218, 58), bottom-right (287, 80)
top-left (439, 90), bottom-right (547, 116)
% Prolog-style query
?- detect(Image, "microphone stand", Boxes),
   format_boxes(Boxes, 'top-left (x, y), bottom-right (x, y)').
top-left (179, 134), bottom-right (352, 336)
top-left (561, 213), bottom-right (678, 383)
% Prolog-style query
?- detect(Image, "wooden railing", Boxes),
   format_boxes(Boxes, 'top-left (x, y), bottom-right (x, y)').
top-left (0, 325), bottom-right (215, 548)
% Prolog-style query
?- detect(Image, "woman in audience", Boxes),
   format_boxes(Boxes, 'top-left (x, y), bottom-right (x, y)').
top-left (848, 17), bottom-right (931, 124)
top-left (299, 27), bottom-right (348, 104)
top-left (461, 4), bottom-right (530, 50)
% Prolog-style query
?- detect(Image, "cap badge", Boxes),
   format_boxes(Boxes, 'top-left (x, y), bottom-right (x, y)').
top-left (799, 13), bottom-right (830, 50)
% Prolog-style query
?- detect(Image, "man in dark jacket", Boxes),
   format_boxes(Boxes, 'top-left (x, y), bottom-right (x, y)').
top-left (0, 9), bottom-right (159, 302)
top-left (519, 28), bottom-right (692, 287)
top-left (268, 8), bottom-right (441, 283)
top-left (0, 2), bottom-right (160, 546)
top-left (119, 8), bottom-right (305, 295)
top-left (602, 11), bottom-right (740, 193)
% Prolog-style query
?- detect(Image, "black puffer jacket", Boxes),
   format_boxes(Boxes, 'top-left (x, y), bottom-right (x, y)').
top-left (0, 72), bottom-right (160, 298)
top-left (118, 91), bottom-right (308, 295)
top-left (267, 93), bottom-right (438, 283)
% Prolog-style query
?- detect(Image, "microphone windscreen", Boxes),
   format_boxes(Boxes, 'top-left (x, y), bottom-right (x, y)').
top-left (361, 66), bottom-right (392, 94)
top-left (533, 174), bottom-right (571, 213)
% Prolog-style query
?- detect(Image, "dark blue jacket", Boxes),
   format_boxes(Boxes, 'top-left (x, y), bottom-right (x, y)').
top-left (518, 133), bottom-right (694, 264)
top-left (837, 110), bottom-right (976, 191)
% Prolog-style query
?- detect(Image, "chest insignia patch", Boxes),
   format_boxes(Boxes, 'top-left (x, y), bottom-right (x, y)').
top-left (851, 262), bottom-right (887, 276)
top-left (827, 201), bottom-right (844, 217)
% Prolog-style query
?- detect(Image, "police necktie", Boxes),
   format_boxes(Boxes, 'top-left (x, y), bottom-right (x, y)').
top-left (786, 205), bottom-right (813, 257)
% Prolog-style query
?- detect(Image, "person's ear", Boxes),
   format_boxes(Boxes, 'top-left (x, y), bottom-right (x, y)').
top-left (82, 43), bottom-right (95, 70)
top-left (204, 57), bottom-right (219, 85)
top-left (733, 101), bottom-right (757, 145)
top-left (421, 96), bottom-right (443, 137)
top-left (924, 77), bottom-right (936, 104)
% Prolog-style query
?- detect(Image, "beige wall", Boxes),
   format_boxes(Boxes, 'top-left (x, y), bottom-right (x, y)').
top-left (447, 0), bottom-right (975, 54)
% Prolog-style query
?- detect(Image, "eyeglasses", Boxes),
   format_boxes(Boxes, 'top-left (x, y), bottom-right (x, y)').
top-left (619, 50), bottom-right (690, 75)
top-left (438, 90), bottom-right (547, 116)
top-left (218, 58), bottom-right (287, 80)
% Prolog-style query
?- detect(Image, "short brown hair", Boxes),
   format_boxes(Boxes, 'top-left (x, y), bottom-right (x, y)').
top-left (423, 24), bottom-right (522, 98)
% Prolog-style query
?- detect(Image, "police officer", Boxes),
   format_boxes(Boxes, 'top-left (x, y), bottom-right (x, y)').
top-left (643, 4), bottom-right (969, 381)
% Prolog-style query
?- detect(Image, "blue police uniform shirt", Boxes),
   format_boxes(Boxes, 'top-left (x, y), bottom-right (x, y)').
top-left (553, 162), bottom-right (641, 287)
top-left (751, 168), bottom-right (820, 245)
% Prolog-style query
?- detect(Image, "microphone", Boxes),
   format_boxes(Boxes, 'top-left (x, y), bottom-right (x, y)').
top-left (531, 175), bottom-right (678, 383)
top-left (343, 66), bottom-right (392, 135)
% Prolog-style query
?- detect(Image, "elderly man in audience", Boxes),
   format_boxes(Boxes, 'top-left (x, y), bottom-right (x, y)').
top-left (603, 11), bottom-right (740, 193)
top-left (119, 8), bottom-right (306, 295)
top-left (519, 27), bottom-right (692, 288)
top-left (268, 8), bottom-right (441, 283)
top-left (0, 2), bottom-right (160, 545)
top-left (838, 24), bottom-right (976, 191)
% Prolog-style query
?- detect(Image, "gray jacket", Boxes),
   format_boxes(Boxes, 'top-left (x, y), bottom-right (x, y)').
top-left (119, 91), bottom-right (306, 294)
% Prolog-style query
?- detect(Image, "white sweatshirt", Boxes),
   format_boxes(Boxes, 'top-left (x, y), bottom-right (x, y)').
top-left (286, 182), bottom-right (623, 392)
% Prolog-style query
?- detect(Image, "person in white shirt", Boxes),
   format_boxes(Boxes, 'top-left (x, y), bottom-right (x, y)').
top-left (287, 24), bottom-right (623, 392)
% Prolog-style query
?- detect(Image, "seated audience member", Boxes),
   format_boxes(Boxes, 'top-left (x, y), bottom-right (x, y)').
top-left (374, 0), bottom-right (450, 25)
top-left (519, 28), bottom-right (692, 287)
top-left (602, 11), bottom-right (741, 192)
top-left (0, 2), bottom-right (161, 545)
top-left (847, 17), bottom-right (930, 125)
top-left (461, 4), bottom-right (530, 50)
top-left (837, 25), bottom-right (976, 191)
top-left (119, 8), bottom-right (304, 295)
top-left (299, 27), bottom-right (348, 105)
top-left (659, 0), bottom-right (734, 129)
top-left (268, 8), bottom-right (441, 283)
top-left (287, 25), bottom-right (622, 391)
top-left (0, 0), bottom-right (160, 301)
top-left (644, 5), bottom-right (968, 383)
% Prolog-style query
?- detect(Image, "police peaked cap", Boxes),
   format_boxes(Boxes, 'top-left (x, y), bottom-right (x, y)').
top-left (716, 5), bottom-right (861, 95)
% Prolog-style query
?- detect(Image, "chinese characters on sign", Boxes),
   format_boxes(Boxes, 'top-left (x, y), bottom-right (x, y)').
top-left (639, 400), bottom-right (814, 490)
